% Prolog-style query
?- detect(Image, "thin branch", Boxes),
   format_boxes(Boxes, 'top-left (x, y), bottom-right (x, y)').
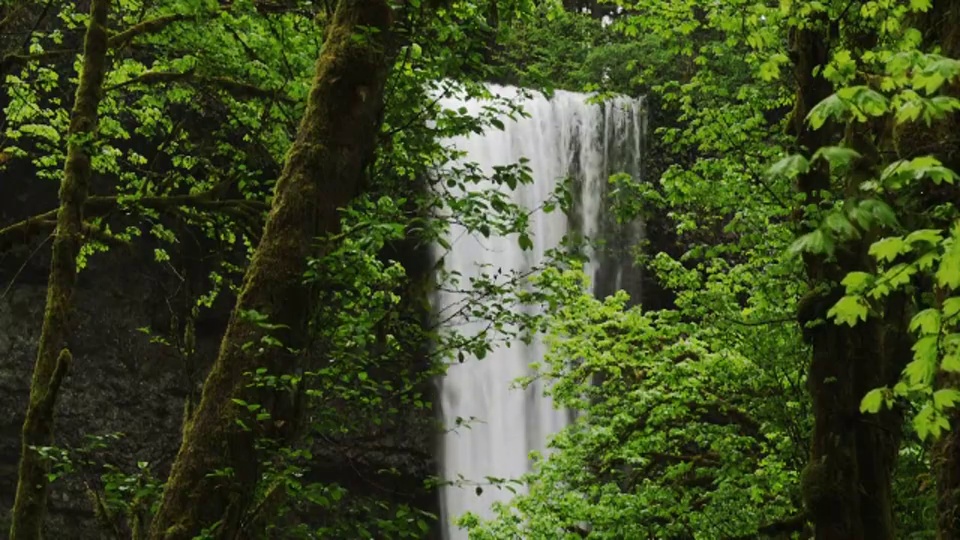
top-left (1, 12), bottom-right (204, 72)
top-left (0, 192), bottom-right (269, 251)
top-left (0, 2), bottom-right (30, 32)
top-left (717, 314), bottom-right (798, 327)
top-left (0, 49), bottom-right (74, 72)
top-left (107, 13), bottom-right (189, 48)
top-left (105, 70), bottom-right (293, 102)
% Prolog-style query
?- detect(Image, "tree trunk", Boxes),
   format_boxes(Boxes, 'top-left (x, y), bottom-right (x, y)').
top-left (146, 1), bottom-right (395, 538)
top-left (914, 2), bottom-right (960, 537)
top-left (8, 1), bottom-right (112, 538)
top-left (790, 18), bottom-right (909, 540)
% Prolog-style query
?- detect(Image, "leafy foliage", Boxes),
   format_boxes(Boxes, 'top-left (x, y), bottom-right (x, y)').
top-left (6, 0), bottom-right (960, 537)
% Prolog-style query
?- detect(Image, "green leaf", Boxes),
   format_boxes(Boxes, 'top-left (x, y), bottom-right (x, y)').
top-left (858, 199), bottom-right (898, 228)
top-left (852, 87), bottom-right (890, 117)
top-left (906, 229), bottom-right (944, 246)
top-left (767, 154), bottom-right (810, 178)
top-left (909, 308), bottom-right (941, 335)
top-left (841, 271), bottom-right (873, 294)
top-left (934, 388), bottom-right (960, 409)
top-left (896, 100), bottom-right (923, 124)
top-left (807, 94), bottom-right (846, 130)
top-left (828, 295), bottom-right (869, 326)
top-left (860, 388), bottom-right (885, 413)
top-left (944, 351), bottom-right (960, 372)
top-left (518, 234), bottom-right (533, 251)
top-left (906, 335), bottom-right (939, 385)
top-left (880, 263), bottom-right (917, 290)
top-left (914, 403), bottom-right (949, 440)
top-left (812, 146), bottom-right (861, 168)
top-left (943, 297), bottom-right (960, 320)
top-left (918, 251), bottom-right (939, 271)
top-left (789, 229), bottom-right (834, 256)
top-left (824, 212), bottom-right (858, 239)
top-left (925, 166), bottom-right (957, 185)
top-left (937, 236), bottom-right (960, 289)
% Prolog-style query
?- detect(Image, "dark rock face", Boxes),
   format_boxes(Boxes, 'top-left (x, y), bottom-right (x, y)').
top-left (0, 219), bottom-right (438, 538)
top-left (0, 245), bottom-right (221, 538)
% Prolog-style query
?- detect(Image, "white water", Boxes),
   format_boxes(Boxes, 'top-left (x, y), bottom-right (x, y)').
top-left (435, 86), bottom-right (645, 539)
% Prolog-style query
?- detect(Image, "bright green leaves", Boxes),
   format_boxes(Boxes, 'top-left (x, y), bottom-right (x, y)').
top-left (806, 86), bottom-right (888, 130)
top-left (866, 222), bottom-right (960, 295)
top-left (790, 229), bottom-right (834, 256)
top-left (841, 271), bottom-right (873, 294)
top-left (790, 198), bottom-right (897, 258)
top-left (906, 229), bottom-right (945, 246)
top-left (838, 85), bottom-right (889, 118)
top-left (827, 295), bottom-right (869, 326)
top-left (849, 218), bottom-right (960, 304)
top-left (806, 94), bottom-right (844, 130)
top-left (936, 226), bottom-right (960, 289)
top-left (914, 55), bottom-right (960, 95)
top-left (880, 156), bottom-right (957, 190)
top-left (854, 221), bottom-right (960, 440)
top-left (870, 236), bottom-right (909, 263)
top-left (822, 49), bottom-right (857, 85)
top-left (811, 146), bottom-right (861, 169)
top-left (860, 328), bottom-right (960, 441)
top-left (934, 388), bottom-right (960, 409)
top-left (860, 387), bottom-right (892, 413)
top-left (808, 49), bottom-right (960, 159)
top-left (767, 154), bottom-right (809, 179)
top-left (759, 52), bottom-right (790, 82)
top-left (910, 308), bottom-right (941, 335)
top-left (915, 401), bottom-right (953, 440)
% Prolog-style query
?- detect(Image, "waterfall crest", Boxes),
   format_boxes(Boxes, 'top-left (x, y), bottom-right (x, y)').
top-left (435, 85), bottom-right (645, 539)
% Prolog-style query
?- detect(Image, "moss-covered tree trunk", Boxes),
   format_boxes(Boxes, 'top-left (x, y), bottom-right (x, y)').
top-left (915, 2), bottom-right (960, 537)
top-left (790, 18), bottom-right (909, 540)
top-left (146, 1), bottom-right (396, 538)
top-left (8, 1), bottom-right (112, 538)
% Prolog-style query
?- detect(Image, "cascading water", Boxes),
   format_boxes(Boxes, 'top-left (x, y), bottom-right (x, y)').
top-left (435, 85), bottom-right (645, 539)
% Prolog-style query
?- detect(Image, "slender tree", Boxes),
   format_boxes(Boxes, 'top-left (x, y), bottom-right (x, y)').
top-left (9, 0), bottom-right (113, 538)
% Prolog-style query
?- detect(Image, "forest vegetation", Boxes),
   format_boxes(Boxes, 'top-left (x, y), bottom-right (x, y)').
top-left (0, 0), bottom-right (959, 538)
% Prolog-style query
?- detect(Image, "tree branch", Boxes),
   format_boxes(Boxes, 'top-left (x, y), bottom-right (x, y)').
top-left (1, 13), bottom-right (201, 73)
top-left (105, 70), bottom-right (293, 102)
top-left (107, 13), bottom-right (190, 48)
top-left (0, 193), bottom-right (269, 251)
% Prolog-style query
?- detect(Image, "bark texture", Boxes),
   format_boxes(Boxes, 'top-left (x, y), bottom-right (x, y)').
top-left (8, 1), bottom-right (112, 538)
top-left (146, 1), bottom-right (395, 538)
top-left (790, 17), bottom-right (910, 540)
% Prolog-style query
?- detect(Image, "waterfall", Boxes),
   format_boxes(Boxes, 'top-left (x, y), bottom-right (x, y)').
top-left (435, 85), bottom-right (645, 539)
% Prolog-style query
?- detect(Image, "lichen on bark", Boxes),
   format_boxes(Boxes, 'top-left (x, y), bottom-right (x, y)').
top-left (8, 0), bottom-right (113, 538)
